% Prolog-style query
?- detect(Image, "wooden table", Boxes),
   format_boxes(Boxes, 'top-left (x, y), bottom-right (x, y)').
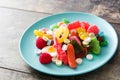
top-left (0, 0), bottom-right (120, 80)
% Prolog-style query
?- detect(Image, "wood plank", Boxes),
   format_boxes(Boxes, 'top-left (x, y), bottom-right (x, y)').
top-left (0, 68), bottom-right (74, 80)
top-left (75, 64), bottom-right (120, 80)
top-left (0, 0), bottom-right (119, 23)
top-left (0, 7), bottom-right (120, 80)
top-left (0, 7), bottom-right (50, 73)
top-left (0, 63), bottom-right (120, 80)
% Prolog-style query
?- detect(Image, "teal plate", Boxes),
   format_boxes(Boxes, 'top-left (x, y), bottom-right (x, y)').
top-left (19, 12), bottom-right (118, 76)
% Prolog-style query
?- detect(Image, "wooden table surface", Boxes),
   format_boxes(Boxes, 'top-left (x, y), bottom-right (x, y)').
top-left (0, 0), bottom-right (120, 80)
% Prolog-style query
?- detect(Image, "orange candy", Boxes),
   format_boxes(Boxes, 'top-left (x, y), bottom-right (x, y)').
top-left (67, 44), bottom-right (77, 68)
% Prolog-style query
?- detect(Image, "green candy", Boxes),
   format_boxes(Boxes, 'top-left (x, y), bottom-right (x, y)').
top-left (100, 40), bottom-right (108, 46)
top-left (90, 37), bottom-right (100, 54)
top-left (62, 18), bottom-right (70, 24)
top-left (50, 24), bottom-right (58, 31)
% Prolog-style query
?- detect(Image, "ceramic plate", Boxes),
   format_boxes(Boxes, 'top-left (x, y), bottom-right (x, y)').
top-left (19, 12), bottom-right (118, 76)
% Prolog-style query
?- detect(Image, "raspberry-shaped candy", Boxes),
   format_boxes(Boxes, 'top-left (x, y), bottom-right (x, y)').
top-left (39, 53), bottom-right (52, 64)
top-left (36, 37), bottom-right (47, 49)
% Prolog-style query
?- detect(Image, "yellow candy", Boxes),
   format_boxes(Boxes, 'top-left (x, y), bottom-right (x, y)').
top-left (76, 28), bottom-right (86, 34)
top-left (76, 28), bottom-right (89, 40)
top-left (79, 32), bottom-right (89, 40)
top-left (33, 30), bottom-right (44, 37)
top-left (55, 27), bottom-right (69, 43)
top-left (44, 34), bottom-right (53, 40)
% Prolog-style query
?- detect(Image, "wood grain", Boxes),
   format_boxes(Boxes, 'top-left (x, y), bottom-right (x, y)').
top-left (0, 0), bottom-right (119, 23)
top-left (0, 68), bottom-right (75, 80)
top-left (0, 0), bottom-right (120, 79)
top-left (0, 7), bottom-right (49, 73)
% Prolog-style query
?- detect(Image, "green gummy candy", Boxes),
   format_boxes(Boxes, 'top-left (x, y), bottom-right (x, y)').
top-left (62, 18), bottom-right (70, 24)
top-left (50, 24), bottom-right (58, 31)
top-left (90, 37), bottom-right (100, 54)
top-left (100, 40), bottom-right (108, 46)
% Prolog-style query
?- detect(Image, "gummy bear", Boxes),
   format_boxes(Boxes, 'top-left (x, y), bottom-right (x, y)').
top-left (90, 37), bottom-right (100, 54)
top-left (76, 28), bottom-right (89, 40)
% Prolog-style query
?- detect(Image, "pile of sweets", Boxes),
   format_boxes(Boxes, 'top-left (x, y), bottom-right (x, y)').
top-left (33, 18), bottom-right (108, 69)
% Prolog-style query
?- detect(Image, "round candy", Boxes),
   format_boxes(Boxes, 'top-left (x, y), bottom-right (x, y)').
top-left (86, 54), bottom-right (93, 60)
top-left (55, 60), bottom-right (62, 66)
top-left (76, 58), bottom-right (82, 64)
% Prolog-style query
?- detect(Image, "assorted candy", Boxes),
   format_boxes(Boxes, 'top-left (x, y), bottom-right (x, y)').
top-left (33, 19), bottom-right (108, 69)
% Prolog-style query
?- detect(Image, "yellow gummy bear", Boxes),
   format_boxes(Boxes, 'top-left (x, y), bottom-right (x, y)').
top-left (33, 30), bottom-right (44, 37)
top-left (76, 28), bottom-right (86, 34)
top-left (76, 28), bottom-right (89, 40)
top-left (79, 32), bottom-right (89, 40)
top-left (55, 27), bottom-right (69, 43)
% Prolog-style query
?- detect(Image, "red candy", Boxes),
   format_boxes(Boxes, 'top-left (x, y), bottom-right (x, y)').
top-left (68, 21), bottom-right (81, 30)
top-left (58, 51), bottom-right (68, 65)
top-left (36, 37), bottom-right (47, 49)
top-left (87, 25), bottom-right (99, 34)
top-left (39, 53), bottom-right (52, 64)
top-left (81, 22), bottom-right (90, 30)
